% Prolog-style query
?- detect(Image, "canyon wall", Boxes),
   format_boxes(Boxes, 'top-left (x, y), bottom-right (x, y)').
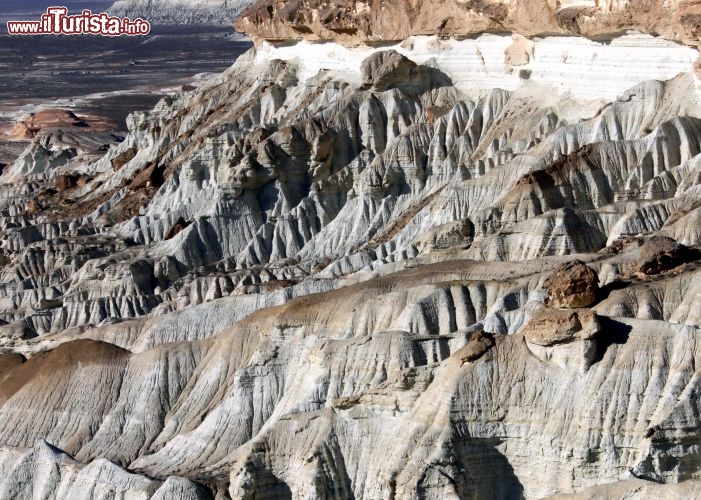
top-left (236, 0), bottom-right (701, 49)
top-left (2, 1), bottom-right (701, 498)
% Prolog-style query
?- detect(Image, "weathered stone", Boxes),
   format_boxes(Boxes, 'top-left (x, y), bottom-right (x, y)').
top-left (638, 236), bottom-right (686, 275)
top-left (236, 0), bottom-right (701, 50)
top-left (522, 307), bottom-right (600, 347)
top-left (164, 217), bottom-right (192, 240)
top-left (0, 13), bottom-right (700, 500)
top-left (457, 330), bottom-right (495, 363)
top-left (25, 199), bottom-right (42, 214)
top-left (111, 147), bottom-right (138, 171)
top-left (545, 261), bottom-right (600, 309)
top-left (55, 174), bottom-right (77, 192)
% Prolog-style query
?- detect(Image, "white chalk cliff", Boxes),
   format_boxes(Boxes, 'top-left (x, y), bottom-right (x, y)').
top-left (2, 2), bottom-right (701, 499)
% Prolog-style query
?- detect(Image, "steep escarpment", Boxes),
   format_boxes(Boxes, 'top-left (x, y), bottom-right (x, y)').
top-left (236, 0), bottom-right (701, 49)
top-left (1, 5), bottom-right (701, 499)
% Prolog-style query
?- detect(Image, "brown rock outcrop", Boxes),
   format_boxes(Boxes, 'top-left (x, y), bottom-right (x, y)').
top-left (360, 49), bottom-right (451, 94)
top-left (235, 0), bottom-right (701, 50)
top-left (164, 217), bottom-right (192, 240)
top-left (638, 236), bottom-right (686, 275)
top-left (55, 174), bottom-right (78, 192)
top-left (129, 163), bottom-right (164, 191)
top-left (6, 110), bottom-right (88, 141)
top-left (457, 330), bottom-right (495, 363)
top-left (111, 147), bottom-right (138, 171)
top-left (544, 261), bottom-right (600, 309)
top-left (522, 308), bottom-right (600, 347)
top-left (25, 199), bottom-right (42, 215)
top-left (0, 352), bottom-right (24, 386)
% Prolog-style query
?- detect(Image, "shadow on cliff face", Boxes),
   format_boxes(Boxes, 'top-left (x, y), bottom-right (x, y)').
top-left (633, 424), bottom-right (701, 484)
top-left (360, 50), bottom-right (454, 95)
top-left (234, 467), bottom-right (293, 499)
top-left (421, 430), bottom-right (525, 499)
top-left (591, 316), bottom-right (632, 366)
top-left (596, 279), bottom-right (633, 303)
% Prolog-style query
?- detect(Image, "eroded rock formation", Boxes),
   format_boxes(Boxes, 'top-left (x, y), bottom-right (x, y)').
top-left (544, 261), bottom-right (599, 309)
top-left (236, 0), bottom-right (701, 50)
top-left (1, 3), bottom-right (701, 499)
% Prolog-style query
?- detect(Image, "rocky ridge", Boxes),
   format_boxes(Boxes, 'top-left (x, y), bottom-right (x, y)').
top-left (1, 2), bottom-right (701, 499)
top-left (236, 0), bottom-right (701, 50)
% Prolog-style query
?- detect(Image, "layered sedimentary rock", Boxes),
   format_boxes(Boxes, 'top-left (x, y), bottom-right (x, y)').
top-left (1, 4), bottom-right (701, 499)
top-left (0, 440), bottom-right (211, 500)
top-left (236, 0), bottom-right (701, 49)
top-left (5, 110), bottom-right (97, 141)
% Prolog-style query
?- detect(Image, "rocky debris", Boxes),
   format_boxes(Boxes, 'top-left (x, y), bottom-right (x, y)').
top-left (111, 146), bottom-right (138, 171)
top-left (7, 109), bottom-right (88, 141)
top-left (55, 174), bottom-right (78, 192)
top-left (522, 308), bottom-right (600, 347)
top-left (457, 330), bottom-right (495, 363)
top-left (414, 219), bottom-right (474, 252)
top-left (523, 307), bottom-right (603, 373)
top-left (164, 217), bottom-right (192, 240)
top-left (638, 236), bottom-right (687, 275)
top-left (544, 261), bottom-right (600, 309)
top-left (129, 163), bottom-right (165, 191)
top-left (35, 298), bottom-right (64, 311)
top-left (599, 236), bottom-right (642, 255)
top-left (25, 199), bottom-right (42, 215)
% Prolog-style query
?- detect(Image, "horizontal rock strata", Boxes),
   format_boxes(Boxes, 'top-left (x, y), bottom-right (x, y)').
top-left (236, 0), bottom-right (701, 51)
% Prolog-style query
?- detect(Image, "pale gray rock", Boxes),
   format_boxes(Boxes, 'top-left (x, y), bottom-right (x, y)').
top-left (0, 27), bottom-right (700, 500)
top-left (548, 478), bottom-right (701, 499)
top-left (0, 440), bottom-right (209, 500)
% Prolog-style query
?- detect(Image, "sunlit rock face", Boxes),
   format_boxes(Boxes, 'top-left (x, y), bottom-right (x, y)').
top-left (236, 0), bottom-right (701, 50)
top-left (252, 33), bottom-right (700, 101)
top-left (2, 4), bottom-right (701, 498)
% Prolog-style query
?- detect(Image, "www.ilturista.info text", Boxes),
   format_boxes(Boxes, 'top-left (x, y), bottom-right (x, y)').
top-left (7, 7), bottom-right (151, 36)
